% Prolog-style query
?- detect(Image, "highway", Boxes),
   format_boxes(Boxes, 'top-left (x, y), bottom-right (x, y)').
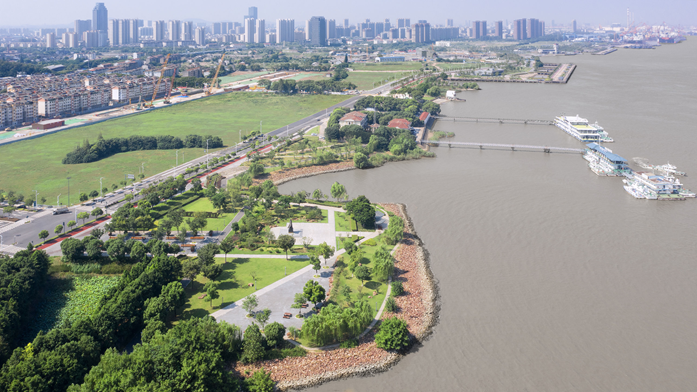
top-left (0, 81), bottom-right (397, 253)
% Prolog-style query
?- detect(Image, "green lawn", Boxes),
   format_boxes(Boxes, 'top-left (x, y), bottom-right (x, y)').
top-left (178, 197), bottom-right (236, 232)
top-left (0, 93), bottom-right (348, 204)
top-left (220, 245), bottom-right (311, 256)
top-left (345, 72), bottom-right (410, 90)
top-left (350, 62), bottom-right (424, 71)
top-left (179, 256), bottom-right (309, 319)
top-left (218, 71), bottom-right (270, 84)
top-left (275, 206), bottom-right (328, 227)
top-left (334, 211), bottom-right (353, 232)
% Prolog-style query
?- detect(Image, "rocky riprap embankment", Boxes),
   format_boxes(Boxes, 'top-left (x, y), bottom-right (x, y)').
top-left (233, 203), bottom-right (440, 391)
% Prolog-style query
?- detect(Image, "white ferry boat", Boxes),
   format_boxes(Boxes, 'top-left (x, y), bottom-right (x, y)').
top-left (555, 115), bottom-right (614, 143)
top-left (623, 172), bottom-right (695, 200)
top-left (584, 143), bottom-right (630, 176)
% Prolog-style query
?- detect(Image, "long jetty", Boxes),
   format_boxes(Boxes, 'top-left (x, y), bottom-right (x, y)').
top-left (423, 140), bottom-right (585, 154)
top-left (433, 115), bottom-right (554, 126)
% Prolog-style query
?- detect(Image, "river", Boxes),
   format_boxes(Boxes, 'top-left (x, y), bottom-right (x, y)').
top-left (279, 38), bottom-right (697, 391)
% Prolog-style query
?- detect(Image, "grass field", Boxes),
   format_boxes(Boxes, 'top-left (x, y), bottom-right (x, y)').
top-left (0, 93), bottom-right (348, 204)
top-left (218, 71), bottom-right (270, 84)
top-left (345, 72), bottom-right (411, 90)
top-left (179, 197), bottom-right (236, 232)
top-left (350, 62), bottom-right (424, 71)
top-left (179, 256), bottom-right (309, 319)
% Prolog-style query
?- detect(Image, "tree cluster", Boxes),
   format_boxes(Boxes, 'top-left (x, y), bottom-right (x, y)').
top-left (0, 250), bottom-right (51, 363)
top-left (269, 78), bottom-right (356, 95)
top-left (301, 301), bottom-right (374, 345)
top-left (0, 255), bottom-right (181, 391)
top-left (345, 195), bottom-right (376, 230)
top-left (62, 134), bottom-right (223, 164)
top-left (0, 60), bottom-right (48, 77)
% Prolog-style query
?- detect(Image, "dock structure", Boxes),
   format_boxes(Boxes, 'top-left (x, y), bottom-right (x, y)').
top-left (433, 115), bottom-right (554, 126)
top-left (424, 140), bottom-right (585, 154)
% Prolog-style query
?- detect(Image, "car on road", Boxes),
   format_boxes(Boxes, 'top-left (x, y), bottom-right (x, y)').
top-left (52, 207), bottom-right (69, 215)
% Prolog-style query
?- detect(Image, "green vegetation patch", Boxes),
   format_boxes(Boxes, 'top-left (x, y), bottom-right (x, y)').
top-left (350, 62), bottom-right (424, 71)
top-left (0, 92), bottom-right (347, 203)
top-left (345, 71), bottom-right (410, 90)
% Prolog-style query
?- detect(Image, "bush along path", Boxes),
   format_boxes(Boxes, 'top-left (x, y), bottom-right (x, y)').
top-left (233, 203), bottom-right (440, 391)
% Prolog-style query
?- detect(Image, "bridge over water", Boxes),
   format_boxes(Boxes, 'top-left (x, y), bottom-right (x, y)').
top-left (423, 140), bottom-right (585, 154)
top-left (433, 115), bottom-right (554, 126)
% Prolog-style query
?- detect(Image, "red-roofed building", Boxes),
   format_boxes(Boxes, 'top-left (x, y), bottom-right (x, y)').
top-left (419, 111), bottom-right (430, 122)
top-left (339, 111), bottom-right (368, 128)
top-left (388, 118), bottom-right (411, 130)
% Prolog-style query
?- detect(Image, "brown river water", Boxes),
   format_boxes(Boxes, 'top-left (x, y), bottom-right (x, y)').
top-left (279, 38), bottom-right (697, 391)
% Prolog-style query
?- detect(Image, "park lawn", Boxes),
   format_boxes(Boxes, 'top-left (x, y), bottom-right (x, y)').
top-left (345, 72), bottom-right (409, 90)
top-left (150, 190), bottom-right (200, 220)
top-left (276, 206), bottom-right (328, 227)
top-left (334, 211), bottom-right (353, 232)
top-left (0, 92), bottom-right (348, 205)
top-left (178, 256), bottom-right (310, 320)
top-left (221, 245), bottom-right (311, 256)
top-left (350, 62), bottom-right (424, 71)
top-left (177, 197), bottom-right (236, 232)
top-left (218, 71), bottom-right (270, 84)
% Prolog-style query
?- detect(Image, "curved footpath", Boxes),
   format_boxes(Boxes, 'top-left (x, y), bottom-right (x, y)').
top-left (233, 196), bottom-right (439, 390)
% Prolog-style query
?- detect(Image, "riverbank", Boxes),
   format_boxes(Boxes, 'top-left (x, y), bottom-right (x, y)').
top-left (257, 161), bottom-right (357, 186)
top-left (232, 203), bottom-right (439, 390)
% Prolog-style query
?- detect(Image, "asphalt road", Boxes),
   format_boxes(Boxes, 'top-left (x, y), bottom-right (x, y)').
top-left (0, 81), bottom-right (398, 252)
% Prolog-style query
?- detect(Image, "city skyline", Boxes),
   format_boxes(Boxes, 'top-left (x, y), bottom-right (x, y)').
top-left (2, 0), bottom-right (697, 27)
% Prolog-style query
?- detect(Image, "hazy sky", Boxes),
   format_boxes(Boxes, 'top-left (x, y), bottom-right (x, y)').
top-left (3, 0), bottom-right (696, 27)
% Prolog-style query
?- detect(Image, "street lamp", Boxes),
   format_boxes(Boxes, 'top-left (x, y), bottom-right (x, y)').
top-left (100, 177), bottom-right (104, 198)
top-left (32, 190), bottom-right (39, 208)
top-left (67, 177), bottom-right (71, 206)
top-left (141, 162), bottom-right (145, 175)
top-left (57, 193), bottom-right (61, 206)
top-left (176, 150), bottom-right (179, 166)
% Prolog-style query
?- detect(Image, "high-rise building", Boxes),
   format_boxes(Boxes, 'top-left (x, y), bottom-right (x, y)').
top-left (83, 30), bottom-right (99, 47)
top-left (244, 18), bottom-right (256, 43)
top-left (327, 19), bottom-right (336, 39)
top-left (384, 19), bottom-right (391, 30)
top-left (167, 20), bottom-right (181, 41)
top-left (75, 20), bottom-right (91, 40)
top-left (92, 3), bottom-right (108, 33)
top-left (513, 19), bottom-right (526, 40)
top-left (138, 26), bottom-right (153, 39)
top-left (447, 19), bottom-right (454, 27)
top-left (572, 19), bottom-right (577, 33)
top-left (398, 18), bottom-right (410, 28)
top-left (46, 32), bottom-right (56, 48)
top-left (108, 19), bottom-right (119, 45)
top-left (62, 32), bottom-right (78, 48)
top-left (181, 21), bottom-right (194, 41)
top-left (154, 20), bottom-right (165, 41)
top-left (213, 22), bottom-right (222, 35)
top-left (248, 6), bottom-right (258, 19)
top-left (129, 19), bottom-right (140, 43)
top-left (471, 21), bottom-right (481, 38)
top-left (194, 27), bottom-right (205, 45)
top-left (344, 19), bottom-right (349, 28)
top-left (276, 19), bottom-right (295, 43)
top-left (494, 21), bottom-right (503, 38)
top-left (412, 23), bottom-right (430, 43)
top-left (255, 19), bottom-right (265, 43)
top-left (309, 16), bottom-right (327, 46)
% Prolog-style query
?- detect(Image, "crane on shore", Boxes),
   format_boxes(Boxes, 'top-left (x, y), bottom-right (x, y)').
top-left (144, 53), bottom-right (171, 108)
top-left (205, 53), bottom-right (225, 96)
top-left (163, 66), bottom-right (177, 104)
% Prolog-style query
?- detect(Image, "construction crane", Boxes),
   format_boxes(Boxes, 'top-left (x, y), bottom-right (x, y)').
top-left (144, 53), bottom-right (171, 108)
top-left (205, 53), bottom-right (225, 96)
top-left (163, 67), bottom-right (177, 104)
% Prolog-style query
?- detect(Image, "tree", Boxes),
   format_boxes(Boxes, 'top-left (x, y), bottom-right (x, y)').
top-left (385, 215), bottom-right (404, 245)
top-left (264, 322), bottom-right (286, 348)
top-left (254, 308), bottom-right (271, 329)
top-left (54, 224), bottom-right (63, 235)
top-left (107, 239), bottom-right (126, 261)
top-left (303, 280), bottom-right (326, 306)
top-left (91, 207), bottom-right (103, 218)
top-left (311, 188), bottom-right (324, 201)
top-left (204, 282), bottom-right (220, 309)
top-left (241, 324), bottom-right (265, 364)
top-left (197, 243), bottom-right (219, 266)
top-left (129, 241), bottom-right (147, 261)
top-left (354, 265), bottom-right (371, 286)
top-left (203, 264), bottom-right (223, 280)
top-left (3, 206), bottom-right (16, 216)
top-left (77, 211), bottom-right (90, 225)
top-left (310, 255), bottom-right (321, 275)
top-left (191, 177), bottom-right (203, 193)
top-left (85, 239), bottom-right (104, 259)
top-left (373, 245), bottom-right (394, 282)
top-left (245, 368), bottom-right (275, 392)
top-left (375, 316), bottom-right (410, 351)
top-left (90, 228), bottom-right (104, 239)
top-left (249, 161), bottom-right (265, 178)
top-left (38, 230), bottom-right (49, 244)
top-left (79, 193), bottom-right (88, 202)
top-left (182, 258), bottom-right (201, 290)
top-left (210, 192), bottom-right (228, 211)
top-left (345, 195), bottom-right (376, 230)
top-left (219, 235), bottom-right (235, 263)
top-left (317, 241), bottom-right (334, 264)
top-left (330, 181), bottom-right (347, 202)
top-left (353, 151), bottom-right (369, 169)
top-left (60, 238), bottom-right (85, 262)
top-left (276, 234), bottom-right (295, 259)
top-left (242, 294), bottom-right (258, 316)
top-left (291, 293), bottom-right (307, 316)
